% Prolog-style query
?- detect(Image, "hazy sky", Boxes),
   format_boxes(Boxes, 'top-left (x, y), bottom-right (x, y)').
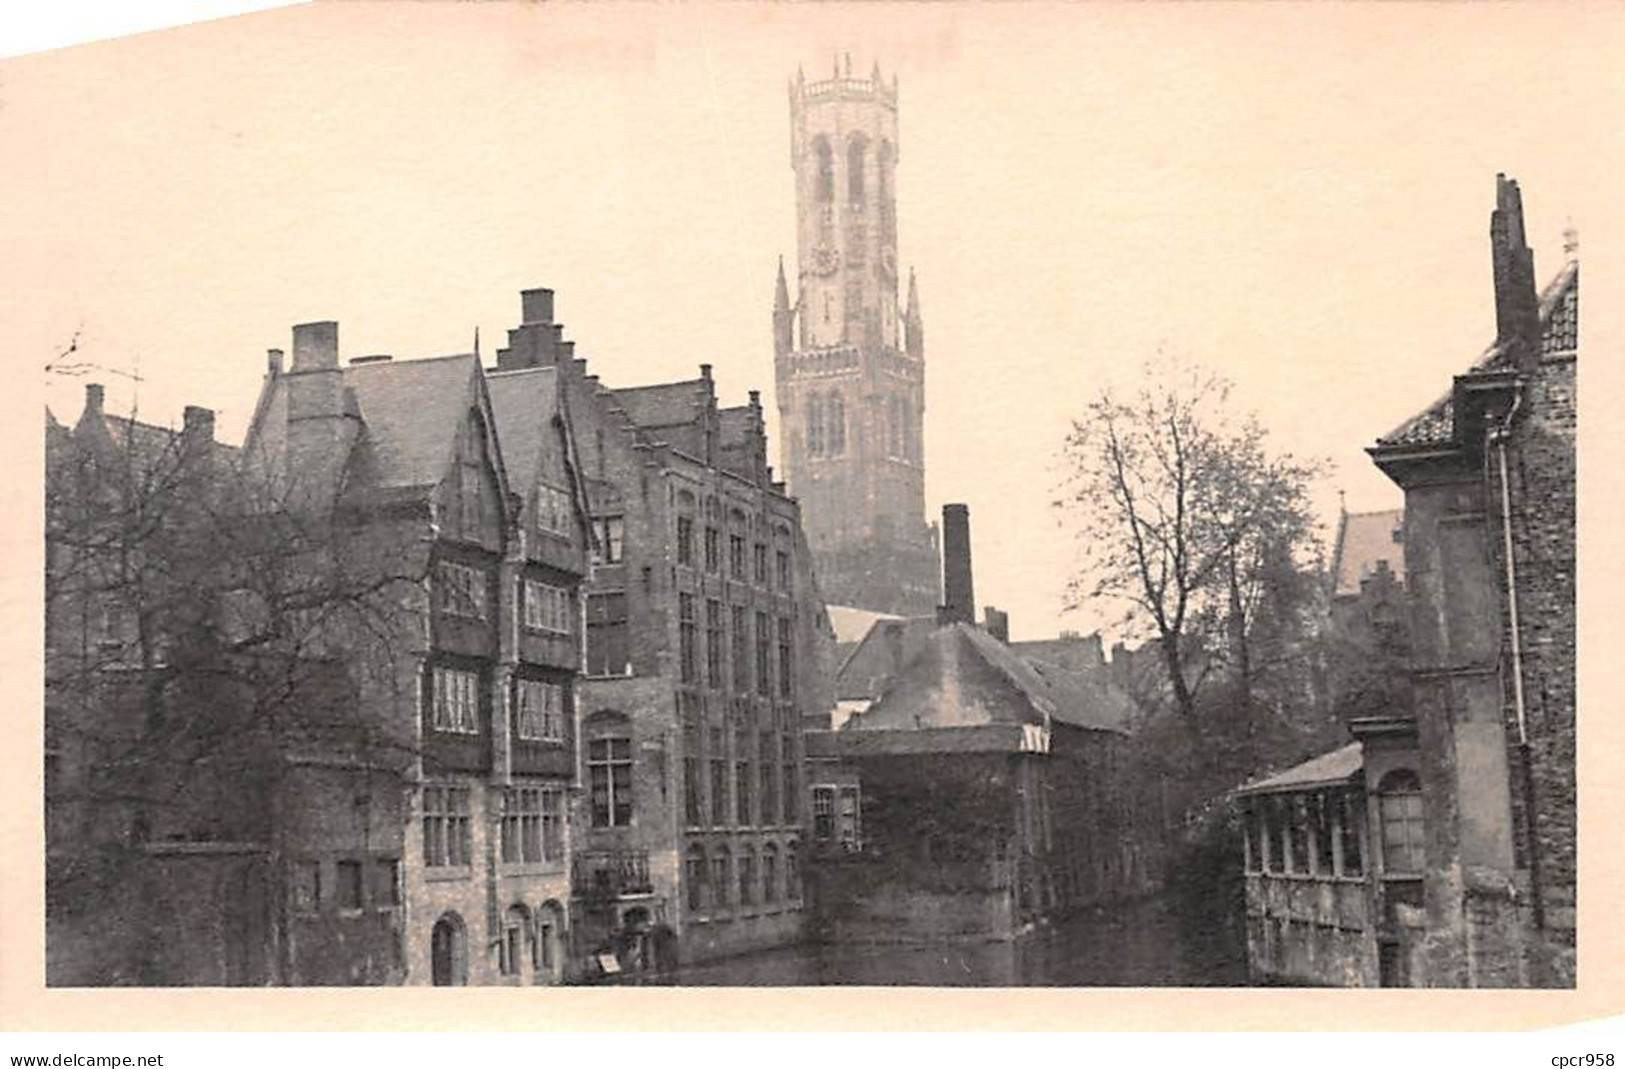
top-left (6, 2), bottom-right (1619, 641)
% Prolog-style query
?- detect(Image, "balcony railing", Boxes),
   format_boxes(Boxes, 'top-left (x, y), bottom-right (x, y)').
top-left (572, 849), bottom-right (654, 899)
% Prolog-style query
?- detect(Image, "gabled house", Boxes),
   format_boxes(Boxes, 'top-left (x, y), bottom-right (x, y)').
top-left (489, 288), bottom-right (835, 972)
top-left (240, 319), bottom-right (591, 986)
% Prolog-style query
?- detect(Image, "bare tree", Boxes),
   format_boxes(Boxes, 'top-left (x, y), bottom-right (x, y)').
top-left (1056, 361), bottom-right (1325, 740)
top-left (46, 393), bottom-right (428, 984)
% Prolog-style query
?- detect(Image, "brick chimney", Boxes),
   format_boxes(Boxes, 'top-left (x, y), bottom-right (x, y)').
top-left (521, 287), bottom-right (554, 326)
top-left (182, 405), bottom-right (215, 442)
top-left (498, 288), bottom-right (567, 371)
top-left (983, 606), bottom-right (1010, 644)
top-left (285, 321), bottom-right (355, 510)
top-left (939, 503), bottom-right (975, 627)
top-left (1490, 173), bottom-right (1540, 366)
top-left (74, 383), bottom-right (107, 439)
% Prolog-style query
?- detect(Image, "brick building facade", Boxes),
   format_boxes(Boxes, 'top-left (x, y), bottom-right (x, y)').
top-left (773, 57), bottom-right (939, 616)
top-left (493, 289), bottom-right (836, 970)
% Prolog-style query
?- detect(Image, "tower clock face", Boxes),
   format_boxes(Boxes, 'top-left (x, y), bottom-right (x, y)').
top-left (812, 244), bottom-right (839, 276)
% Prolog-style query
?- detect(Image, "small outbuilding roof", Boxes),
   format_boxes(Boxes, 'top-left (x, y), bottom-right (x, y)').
top-left (1232, 741), bottom-right (1364, 797)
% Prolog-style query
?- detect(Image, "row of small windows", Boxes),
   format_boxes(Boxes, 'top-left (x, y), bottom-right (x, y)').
top-left (421, 784), bottom-right (566, 869)
top-left (684, 841), bottom-right (801, 912)
top-left (581, 707), bottom-right (800, 834)
top-left (1242, 772), bottom-right (1424, 880)
top-left (290, 856), bottom-right (399, 915)
top-left (435, 562), bottom-right (574, 636)
top-left (812, 784), bottom-right (862, 848)
top-left (674, 517), bottom-right (794, 588)
top-left (677, 595), bottom-right (796, 698)
top-left (499, 786), bottom-right (565, 865)
top-left (682, 720), bottom-right (800, 830)
top-left (811, 133), bottom-right (894, 206)
top-left (427, 665), bottom-right (567, 742)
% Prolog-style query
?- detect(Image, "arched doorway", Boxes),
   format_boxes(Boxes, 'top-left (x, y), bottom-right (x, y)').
top-left (430, 912), bottom-right (466, 986)
top-left (620, 906), bottom-right (653, 974)
top-left (534, 900), bottom-right (565, 985)
top-left (500, 904), bottom-right (531, 982)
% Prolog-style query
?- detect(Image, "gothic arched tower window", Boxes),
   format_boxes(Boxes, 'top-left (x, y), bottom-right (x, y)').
top-left (828, 392), bottom-right (846, 456)
top-left (813, 136), bottom-right (834, 203)
top-left (847, 134), bottom-right (868, 206)
top-left (806, 393), bottom-right (825, 457)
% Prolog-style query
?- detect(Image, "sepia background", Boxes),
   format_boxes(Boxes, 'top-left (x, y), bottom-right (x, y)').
top-left (3, 0), bottom-right (1624, 1029)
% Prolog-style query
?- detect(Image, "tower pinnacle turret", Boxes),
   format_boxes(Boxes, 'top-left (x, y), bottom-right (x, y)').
top-left (773, 256), bottom-right (793, 359)
top-left (904, 268), bottom-right (923, 359)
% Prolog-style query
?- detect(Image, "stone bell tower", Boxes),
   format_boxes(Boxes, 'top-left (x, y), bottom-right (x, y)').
top-left (773, 55), bottom-right (937, 616)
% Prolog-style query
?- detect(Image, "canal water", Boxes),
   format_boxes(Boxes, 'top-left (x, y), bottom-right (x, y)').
top-left (663, 892), bottom-right (1247, 987)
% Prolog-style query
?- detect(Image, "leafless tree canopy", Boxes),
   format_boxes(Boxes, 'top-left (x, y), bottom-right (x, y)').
top-left (1056, 361), bottom-right (1325, 728)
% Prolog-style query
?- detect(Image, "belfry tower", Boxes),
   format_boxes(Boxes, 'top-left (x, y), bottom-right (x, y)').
top-left (773, 55), bottom-right (938, 616)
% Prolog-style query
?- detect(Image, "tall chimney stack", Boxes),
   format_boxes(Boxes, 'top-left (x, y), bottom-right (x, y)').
top-left (1490, 173), bottom-right (1540, 365)
top-left (940, 503), bottom-right (975, 627)
top-left (284, 321), bottom-right (354, 511)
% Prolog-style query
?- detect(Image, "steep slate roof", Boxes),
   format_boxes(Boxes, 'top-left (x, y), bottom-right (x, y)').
top-left (828, 604), bottom-right (904, 646)
top-left (1330, 509), bottom-right (1405, 597)
top-left (718, 405), bottom-right (754, 446)
top-left (342, 354), bottom-right (479, 491)
top-left (1232, 741), bottom-right (1364, 797)
top-left (1022, 655), bottom-right (1136, 733)
top-left (1009, 634), bottom-right (1107, 673)
top-left (1378, 261), bottom-right (1578, 448)
top-left (849, 621), bottom-right (1131, 736)
top-left (612, 379), bottom-right (706, 432)
top-left (485, 366), bottom-right (560, 497)
top-left (834, 614), bottom-right (934, 701)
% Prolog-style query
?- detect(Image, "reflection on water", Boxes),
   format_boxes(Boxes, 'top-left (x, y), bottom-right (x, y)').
top-left (664, 892), bottom-right (1248, 987)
